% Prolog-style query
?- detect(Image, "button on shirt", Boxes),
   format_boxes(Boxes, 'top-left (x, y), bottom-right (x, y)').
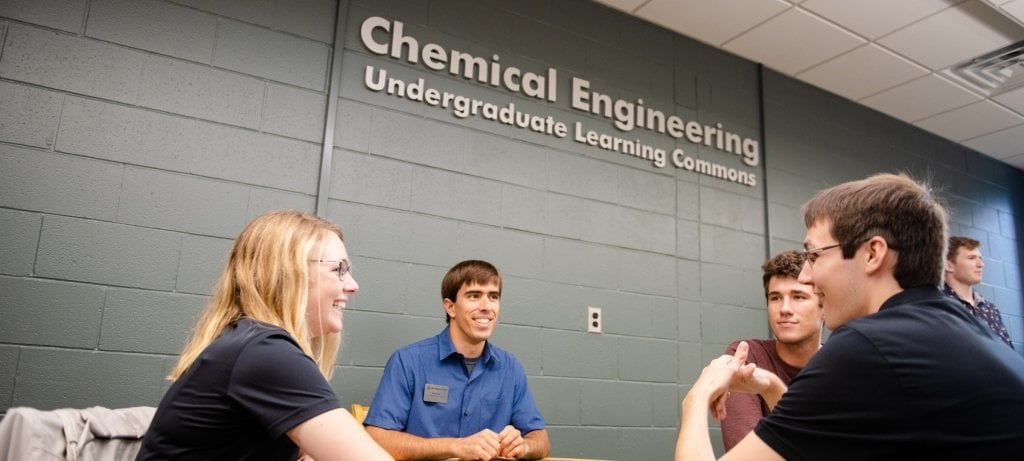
top-left (942, 283), bottom-right (1014, 349)
top-left (364, 326), bottom-right (546, 438)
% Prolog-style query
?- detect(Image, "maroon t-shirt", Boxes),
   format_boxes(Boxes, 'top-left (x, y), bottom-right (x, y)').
top-left (720, 339), bottom-right (802, 450)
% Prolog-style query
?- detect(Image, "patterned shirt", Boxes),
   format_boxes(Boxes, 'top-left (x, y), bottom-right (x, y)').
top-left (942, 283), bottom-right (1014, 349)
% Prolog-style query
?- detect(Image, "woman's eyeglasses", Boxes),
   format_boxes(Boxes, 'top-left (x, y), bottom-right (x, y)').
top-left (311, 259), bottom-right (351, 280)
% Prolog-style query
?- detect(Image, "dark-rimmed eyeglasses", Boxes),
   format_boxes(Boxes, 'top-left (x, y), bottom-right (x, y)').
top-left (311, 259), bottom-right (351, 281)
top-left (801, 244), bottom-right (841, 267)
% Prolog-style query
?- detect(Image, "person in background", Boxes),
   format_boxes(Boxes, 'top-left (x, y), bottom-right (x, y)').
top-left (675, 173), bottom-right (1024, 460)
top-left (719, 250), bottom-right (822, 450)
top-left (364, 260), bottom-right (550, 460)
top-left (942, 236), bottom-right (1014, 348)
top-left (136, 210), bottom-right (392, 461)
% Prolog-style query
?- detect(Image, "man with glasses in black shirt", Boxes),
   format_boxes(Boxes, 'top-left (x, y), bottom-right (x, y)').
top-left (676, 173), bottom-right (1024, 461)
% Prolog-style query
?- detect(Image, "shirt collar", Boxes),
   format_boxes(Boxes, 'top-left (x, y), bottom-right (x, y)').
top-left (436, 325), bottom-right (497, 364)
top-left (880, 285), bottom-right (945, 311)
top-left (942, 282), bottom-right (990, 307)
top-left (941, 282), bottom-right (965, 302)
top-left (972, 289), bottom-right (991, 306)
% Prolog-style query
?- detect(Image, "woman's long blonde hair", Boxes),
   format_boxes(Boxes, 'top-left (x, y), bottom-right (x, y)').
top-left (170, 210), bottom-right (343, 380)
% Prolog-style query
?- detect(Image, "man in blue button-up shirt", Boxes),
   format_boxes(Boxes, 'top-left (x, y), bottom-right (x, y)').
top-left (365, 260), bottom-right (550, 460)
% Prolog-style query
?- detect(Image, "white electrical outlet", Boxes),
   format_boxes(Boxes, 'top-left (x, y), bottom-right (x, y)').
top-left (587, 306), bottom-right (602, 333)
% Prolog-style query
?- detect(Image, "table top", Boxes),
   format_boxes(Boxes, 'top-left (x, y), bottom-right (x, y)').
top-left (540, 454), bottom-right (610, 458)
top-left (440, 458), bottom-right (611, 461)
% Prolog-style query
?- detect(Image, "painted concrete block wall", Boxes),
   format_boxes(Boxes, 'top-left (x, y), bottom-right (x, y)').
top-left (763, 70), bottom-right (1024, 352)
top-left (329, 2), bottom-right (769, 458)
top-left (1, 1), bottom-right (1022, 461)
top-left (0, 0), bottom-right (336, 417)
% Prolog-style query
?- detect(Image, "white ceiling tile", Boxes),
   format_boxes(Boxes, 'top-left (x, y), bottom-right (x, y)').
top-left (802, 0), bottom-right (965, 40)
top-left (797, 44), bottom-right (930, 100)
top-left (963, 123), bottom-right (1024, 158)
top-left (609, 0), bottom-right (1024, 171)
top-left (633, 0), bottom-right (791, 46)
top-left (860, 74), bottom-right (983, 122)
top-left (992, 82), bottom-right (1024, 113)
top-left (723, 8), bottom-right (865, 74)
top-left (999, 0), bottom-right (1024, 25)
top-left (915, 100), bottom-right (1024, 141)
top-left (877, 1), bottom-right (1024, 70)
top-left (1000, 153), bottom-right (1024, 169)
top-left (594, 0), bottom-right (648, 12)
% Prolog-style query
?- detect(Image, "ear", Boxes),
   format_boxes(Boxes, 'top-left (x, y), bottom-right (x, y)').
top-left (443, 298), bottom-right (455, 319)
top-left (863, 236), bottom-right (894, 275)
top-left (944, 258), bottom-right (954, 273)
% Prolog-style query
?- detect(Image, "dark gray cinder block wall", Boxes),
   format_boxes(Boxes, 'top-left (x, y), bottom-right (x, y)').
top-left (1, 1), bottom-right (1021, 460)
top-left (763, 71), bottom-right (1024, 351)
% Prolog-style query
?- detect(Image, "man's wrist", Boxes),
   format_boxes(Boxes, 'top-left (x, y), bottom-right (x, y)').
top-left (682, 390), bottom-right (710, 417)
top-left (687, 382), bottom-right (717, 404)
top-left (761, 374), bottom-right (787, 410)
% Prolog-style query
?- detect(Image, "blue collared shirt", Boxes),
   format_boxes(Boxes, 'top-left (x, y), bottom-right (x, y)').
top-left (364, 326), bottom-right (546, 437)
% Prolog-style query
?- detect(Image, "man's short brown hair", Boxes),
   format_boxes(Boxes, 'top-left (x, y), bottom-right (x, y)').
top-left (802, 173), bottom-right (948, 288)
top-left (440, 260), bottom-right (501, 323)
top-left (761, 250), bottom-right (805, 297)
top-left (947, 236), bottom-right (981, 261)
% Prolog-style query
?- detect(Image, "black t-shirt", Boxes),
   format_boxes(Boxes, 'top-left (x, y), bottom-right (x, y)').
top-left (137, 318), bottom-right (340, 460)
top-left (756, 286), bottom-right (1024, 460)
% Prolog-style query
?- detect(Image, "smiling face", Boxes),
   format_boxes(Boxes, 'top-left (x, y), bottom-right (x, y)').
top-left (766, 275), bottom-right (822, 346)
top-left (798, 219), bottom-right (869, 330)
top-left (305, 232), bottom-right (358, 338)
top-left (444, 280), bottom-right (501, 356)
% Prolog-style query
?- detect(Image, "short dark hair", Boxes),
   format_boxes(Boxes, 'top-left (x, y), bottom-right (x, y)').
top-left (947, 236), bottom-right (981, 261)
top-left (802, 173), bottom-right (948, 288)
top-left (440, 260), bottom-right (501, 323)
top-left (761, 250), bottom-right (805, 297)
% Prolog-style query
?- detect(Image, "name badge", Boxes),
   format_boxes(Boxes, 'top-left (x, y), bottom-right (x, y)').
top-left (424, 384), bottom-right (448, 404)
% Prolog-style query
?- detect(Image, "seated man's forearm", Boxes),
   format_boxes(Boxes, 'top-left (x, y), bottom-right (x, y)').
top-left (521, 429), bottom-right (551, 459)
top-left (758, 372), bottom-right (787, 411)
top-left (676, 389), bottom-right (717, 461)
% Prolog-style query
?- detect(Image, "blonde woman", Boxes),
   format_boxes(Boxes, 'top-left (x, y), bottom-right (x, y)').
top-left (137, 210), bottom-right (392, 461)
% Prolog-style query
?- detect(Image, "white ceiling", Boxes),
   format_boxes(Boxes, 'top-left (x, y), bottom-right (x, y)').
top-left (597, 0), bottom-right (1024, 171)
